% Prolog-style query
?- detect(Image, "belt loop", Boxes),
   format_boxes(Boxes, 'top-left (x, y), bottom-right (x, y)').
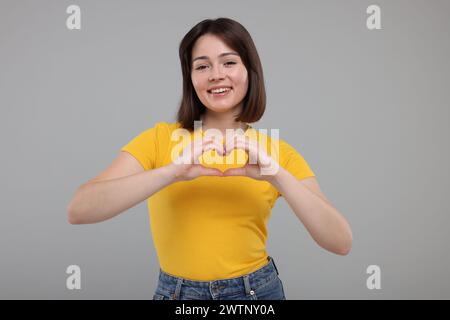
top-left (173, 277), bottom-right (183, 300)
top-left (243, 274), bottom-right (252, 295)
top-left (269, 256), bottom-right (280, 275)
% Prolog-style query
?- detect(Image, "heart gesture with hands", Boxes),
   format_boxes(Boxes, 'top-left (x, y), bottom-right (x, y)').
top-left (168, 135), bottom-right (225, 181)
top-left (222, 134), bottom-right (280, 181)
top-left (167, 132), bottom-right (280, 182)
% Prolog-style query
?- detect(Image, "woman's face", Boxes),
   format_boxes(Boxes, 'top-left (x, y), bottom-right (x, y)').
top-left (191, 34), bottom-right (249, 114)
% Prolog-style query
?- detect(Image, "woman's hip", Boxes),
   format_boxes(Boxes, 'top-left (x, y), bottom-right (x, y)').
top-left (152, 256), bottom-right (286, 300)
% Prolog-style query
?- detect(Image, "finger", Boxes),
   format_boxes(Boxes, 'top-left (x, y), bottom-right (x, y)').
top-left (222, 165), bottom-right (248, 177)
top-left (230, 136), bottom-right (257, 154)
top-left (226, 140), bottom-right (250, 156)
top-left (202, 144), bottom-right (224, 158)
top-left (191, 140), bottom-right (224, 164)
top-left (202, 140), bottom-right (224, 155)
top-left (227, 139), bottom-right (262, 166)
top-left (225, 135), bottom-right (247, 154)
top-left (191, 139), bottom-right (224, 162)
top-left (197, 165), bottom-right (224, 176)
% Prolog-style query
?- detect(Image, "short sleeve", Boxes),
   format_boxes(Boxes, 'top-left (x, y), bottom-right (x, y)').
top-left (120, 124), bottom-right (160, 171)
top-left (277, 140), bottom-right (315, 197)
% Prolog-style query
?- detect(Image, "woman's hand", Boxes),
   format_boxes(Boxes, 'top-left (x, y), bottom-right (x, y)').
top-left (166, 136), bottom-right (225, 182)
top-left (222, 134), bottom-right (280, 182)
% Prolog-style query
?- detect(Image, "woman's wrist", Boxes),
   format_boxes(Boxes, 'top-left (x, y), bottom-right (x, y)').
top-left (162, 162), bottom-right (184, 183)
top-left (265, 166), bottom-right (287, 189)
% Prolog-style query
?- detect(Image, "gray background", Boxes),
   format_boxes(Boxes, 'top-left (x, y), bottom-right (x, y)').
top-left (1, 0), bottom-right (449, 299)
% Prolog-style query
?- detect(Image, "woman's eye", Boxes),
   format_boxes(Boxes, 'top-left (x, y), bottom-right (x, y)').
top-left (194, 62), bottom-right (236, 71)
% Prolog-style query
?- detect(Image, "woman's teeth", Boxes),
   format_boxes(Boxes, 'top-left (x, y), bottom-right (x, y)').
top-left (210, 88), bottom-right (231, 94)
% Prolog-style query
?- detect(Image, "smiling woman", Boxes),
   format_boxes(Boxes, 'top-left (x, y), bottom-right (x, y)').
top-left (67, 17), bottom-right (352, 301)
top-left (177, 18), bottom-right (266, 132)
top-left (190, 35), bottom-right (249, 120)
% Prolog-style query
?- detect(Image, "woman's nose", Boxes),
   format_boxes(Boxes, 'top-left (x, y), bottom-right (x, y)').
top-left (208, 65), bottom-right (225, 82)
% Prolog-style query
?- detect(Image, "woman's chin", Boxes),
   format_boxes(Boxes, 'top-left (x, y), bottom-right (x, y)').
top-left (205, 101), bottom-right (240, 112)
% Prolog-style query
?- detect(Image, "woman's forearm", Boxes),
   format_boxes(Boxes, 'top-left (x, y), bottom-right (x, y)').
top-left (67, 165), bottom-right (176, 224)
top-left (270, 168), bottom-right (353, 255)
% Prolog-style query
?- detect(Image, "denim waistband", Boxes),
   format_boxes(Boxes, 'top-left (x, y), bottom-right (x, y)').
top-left (157, 256), bottom-right (280, 298)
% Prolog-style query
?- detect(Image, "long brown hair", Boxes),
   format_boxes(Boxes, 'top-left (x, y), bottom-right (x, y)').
top-left (177, 18), bottom-right (266, 131)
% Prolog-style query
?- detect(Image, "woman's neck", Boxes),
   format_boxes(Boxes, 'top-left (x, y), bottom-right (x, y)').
top-left (200, 107), bottom-right (249, 135)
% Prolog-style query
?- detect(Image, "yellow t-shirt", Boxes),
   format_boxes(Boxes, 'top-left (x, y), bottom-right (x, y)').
top-left (121, 121), bottom-right (315, 281)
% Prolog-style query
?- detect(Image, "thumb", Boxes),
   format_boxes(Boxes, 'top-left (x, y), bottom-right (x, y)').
top-left (199, 166), bottom-right (224, 177)
top-left (222, 166), bottom-right (247, 177)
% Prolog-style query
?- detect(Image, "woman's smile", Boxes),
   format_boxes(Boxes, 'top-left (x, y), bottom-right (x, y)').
top-left (208, 87), bottom-right (233, 98)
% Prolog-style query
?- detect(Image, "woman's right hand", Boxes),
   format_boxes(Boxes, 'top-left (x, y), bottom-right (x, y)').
top-left (166, 136), bottom-right (225, 182)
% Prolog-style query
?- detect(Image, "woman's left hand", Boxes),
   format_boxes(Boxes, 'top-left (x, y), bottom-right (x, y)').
top-left (222, 134), bottom-right (280, 182)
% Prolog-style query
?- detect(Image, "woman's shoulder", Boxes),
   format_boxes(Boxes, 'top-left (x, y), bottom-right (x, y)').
top-left (143, 121), bottom-right (189, 146)
top-left (248, 128), bottom-right (291, 152)
top-left (148, 121), bottom-right (183, 134)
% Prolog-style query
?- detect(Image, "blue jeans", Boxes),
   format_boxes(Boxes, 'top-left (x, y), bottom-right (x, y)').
top-left (152, 256), bottom-right (286, 300)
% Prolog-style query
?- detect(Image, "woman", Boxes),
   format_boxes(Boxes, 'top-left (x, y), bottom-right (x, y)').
top-left (67, 18), bottom-right (353, 300)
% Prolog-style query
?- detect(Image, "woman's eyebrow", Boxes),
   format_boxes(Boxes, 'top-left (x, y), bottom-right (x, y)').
top-left (192, 52), bottom-right (239, 63)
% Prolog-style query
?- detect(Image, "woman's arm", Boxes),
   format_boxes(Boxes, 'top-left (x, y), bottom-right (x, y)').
top-left (67, 152), bottom-right (176, 224)
top-left (67, 136), bottom-right (225, 225)
top-left (269, 168), bottom-right (353, 256)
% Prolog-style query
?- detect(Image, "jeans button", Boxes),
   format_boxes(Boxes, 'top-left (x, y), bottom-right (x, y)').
top-left (250, 290), bottom-right (255, 295)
